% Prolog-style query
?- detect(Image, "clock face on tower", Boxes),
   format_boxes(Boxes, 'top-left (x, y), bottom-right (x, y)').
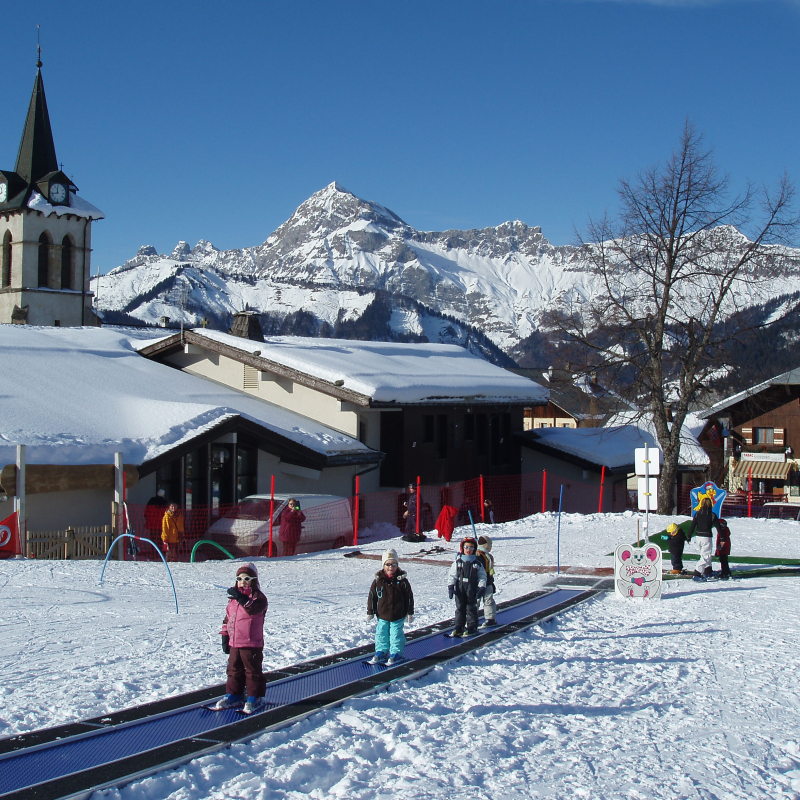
top-left (49, 183), bottom-right (67, 204)
top-left (0, 183), bottom-right (7, 203)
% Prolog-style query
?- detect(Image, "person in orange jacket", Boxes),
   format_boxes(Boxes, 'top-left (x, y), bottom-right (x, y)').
top-left (161, 502), bottom-right (185, 561)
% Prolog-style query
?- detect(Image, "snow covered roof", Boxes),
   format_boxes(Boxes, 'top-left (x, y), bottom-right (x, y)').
top-left (27, 191), bottom-right (105, 220)
top-left (700, 367), bottom-right (800, 418)
top-left (138, 329), bottom-right (548, 406)
top-left (0, 326), bottom-right (376, 469)
top-left (520, 413), bottom-right (709, 471)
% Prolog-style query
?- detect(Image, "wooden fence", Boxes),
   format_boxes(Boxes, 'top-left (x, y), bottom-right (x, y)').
top-left (26, 525), bottom-right (113, 560)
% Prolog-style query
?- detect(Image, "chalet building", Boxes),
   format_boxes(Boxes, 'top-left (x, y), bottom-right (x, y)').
top-left (0, 326), bottom-right (379, 531)
top-left (700, 368), bottom-right (800, 501)
top-left (516, 414), bottom-right (709, 514)
top-left (0, 57), bottom-right (103, 327)
top-left (508, 367), bottom-right (621, 430)
top-left (138, 325), bottom-right (548, 491)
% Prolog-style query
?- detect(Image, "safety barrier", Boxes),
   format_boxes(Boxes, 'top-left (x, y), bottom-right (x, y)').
top-left (121, 470), bottom-right (625, 561)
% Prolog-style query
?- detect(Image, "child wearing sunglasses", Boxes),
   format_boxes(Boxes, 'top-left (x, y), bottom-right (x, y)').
top-left (215, 563), bottom-right (269, 714)
top-left (366, 548), bottom-right (415, 666)
top-left (447, 536), bottom-right (487, 638)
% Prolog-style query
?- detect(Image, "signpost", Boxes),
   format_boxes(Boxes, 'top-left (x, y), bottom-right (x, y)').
top-left (615, 443), bottom-right (664, 601)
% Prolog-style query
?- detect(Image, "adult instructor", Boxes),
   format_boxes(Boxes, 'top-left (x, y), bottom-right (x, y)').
top-left (687, 496), bottom-right (720, 582)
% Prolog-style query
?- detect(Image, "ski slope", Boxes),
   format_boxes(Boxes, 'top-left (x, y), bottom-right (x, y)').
top-left (1, 511), bottom-right (799, 799)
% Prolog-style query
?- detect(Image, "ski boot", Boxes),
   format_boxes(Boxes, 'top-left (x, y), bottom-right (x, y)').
top-left (368, 651), bottom-right (388, 665)
top-left (214, 694), bottom-right (244, 710)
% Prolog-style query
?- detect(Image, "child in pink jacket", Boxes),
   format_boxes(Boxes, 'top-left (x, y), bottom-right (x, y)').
top-left (214, 563), bottom-right (268, 714)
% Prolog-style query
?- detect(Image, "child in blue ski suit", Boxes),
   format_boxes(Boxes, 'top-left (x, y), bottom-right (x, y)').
top-left (448, 536), bottom-right (487, 637)
top-left (367, 548), bottom-right (414, 666)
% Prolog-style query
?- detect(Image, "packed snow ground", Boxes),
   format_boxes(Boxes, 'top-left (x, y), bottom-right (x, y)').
top-left (1, 511), bottom-right (799, 799)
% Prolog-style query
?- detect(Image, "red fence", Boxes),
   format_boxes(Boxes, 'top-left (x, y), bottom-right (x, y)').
top-left (122, 470), bottom-right (626, 561)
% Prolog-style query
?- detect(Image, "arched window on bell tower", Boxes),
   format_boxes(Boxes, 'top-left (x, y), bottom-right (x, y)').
top-left (61, 236), bottom-right (74, 290)
top-left (1, 231), bottom-right (11, 288)
top-left (38, 232), bottom-right (51, 288)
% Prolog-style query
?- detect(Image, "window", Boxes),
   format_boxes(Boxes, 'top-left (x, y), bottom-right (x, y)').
top-left (61, 237), bottom-right (73, 290)
top-left (236, 445), bottom-right (258, 502)
top-left (243, 364), bottom-right (259, 390)
top-left (463, 413), bottom-right (475, 441)
top-left (358, 419), bottom-right (367, 444)
top-left (1, 231), bottom-right (11, 288)
top-left (38, 233), bottom-right (50, 287)
top-left (422, 414), bottom-right (434, 443)
top-left (435, 414), bottom-right (448, 459)
top-left (754, 428), bottom-right (774, 445)
top-left (476, 414), bottom-right (488, 456)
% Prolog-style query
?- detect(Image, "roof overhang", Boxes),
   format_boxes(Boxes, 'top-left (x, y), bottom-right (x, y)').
top-left (516, 431), bottom-right (630, 475)
top-left (138, 414), bottom-right (382, 478)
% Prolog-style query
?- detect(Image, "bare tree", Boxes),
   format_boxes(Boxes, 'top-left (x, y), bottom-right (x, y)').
top-left (550, 122), bottom-right (798, 512)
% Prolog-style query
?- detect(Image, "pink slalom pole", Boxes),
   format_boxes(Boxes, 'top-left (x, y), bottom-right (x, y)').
top-left (480, 474), bottom-right (485, 523)
top-left (598, 465), bottom-right (605, 513)
top-left (748, 466), bottom-right (752, 518)
top-left (416, 475), bottom-right (421, 535)
top-left (354, 475), bottom-right (360, 547)
top-left (268, 475), bottom-right (275, 557)
top-left (542, 470), bottom-right (547, 514)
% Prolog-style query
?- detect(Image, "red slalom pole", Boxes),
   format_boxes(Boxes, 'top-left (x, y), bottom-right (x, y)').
top-left (416, 475), bottom-right (421, 535)
top-left (542, 470), bottom-right (547, 514)
top-left (748, 466), bottom-right (752, 518)
top-left (598, 465), bottom-right (605, 513)
top-left (268, 474), bottom-right (275, 557)
top-left (354, 475), bottom-right (360, 547)
top-left (480, 474), bottom-right (485, 523)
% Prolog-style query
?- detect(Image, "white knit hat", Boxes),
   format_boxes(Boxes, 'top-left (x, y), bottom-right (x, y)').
top-left (236, 562), bottom-right (259, 577)
top-left (382, 548), bottom-right (399, 566)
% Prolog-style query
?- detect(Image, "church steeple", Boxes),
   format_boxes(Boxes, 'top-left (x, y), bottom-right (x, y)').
top-left (14, 64), bottom-right (59, 185)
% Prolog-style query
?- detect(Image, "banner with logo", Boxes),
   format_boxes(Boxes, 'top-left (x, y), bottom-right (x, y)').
top-left (0, 511), bottom-right (20, 558)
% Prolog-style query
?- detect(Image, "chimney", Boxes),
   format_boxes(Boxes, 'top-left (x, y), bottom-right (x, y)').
top-left (229, 310), bottom-right (265, 342)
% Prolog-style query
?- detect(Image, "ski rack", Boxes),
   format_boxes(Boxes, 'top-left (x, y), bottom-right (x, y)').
top-left (0, 581), bottom-right (609, 800)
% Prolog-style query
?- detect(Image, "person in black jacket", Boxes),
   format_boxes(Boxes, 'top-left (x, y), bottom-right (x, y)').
top-left (688, 497), bottom-right (720, 582)
top-left (665, 522), bottom-right (690, 574)
top-left (367, 548), bottom-right (414, 666)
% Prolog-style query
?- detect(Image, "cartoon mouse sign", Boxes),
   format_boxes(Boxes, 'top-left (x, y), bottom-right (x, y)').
top-left (615, 542), bottom-right (662, 601)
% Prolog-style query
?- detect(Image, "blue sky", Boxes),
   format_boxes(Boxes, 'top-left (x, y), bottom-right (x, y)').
top-left (2, 0), bottom-right (799, 271)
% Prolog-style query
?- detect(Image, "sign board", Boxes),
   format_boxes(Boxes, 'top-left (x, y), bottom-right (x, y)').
top-left (689, 481), bottom-right (727, 518)
top-left (614, 542), bottom-right (662, 600)
top-left (637, 477), bottom-right (658, 511)
top-left (740, 452), bottom-right (785, 463)
top-left (634, 447), bottom-right (661, 476)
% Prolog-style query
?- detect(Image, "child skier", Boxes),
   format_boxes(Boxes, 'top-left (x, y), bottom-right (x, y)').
top-left (161, 501), bottom-right (184, 562)
top-left (665, 522), bottom-right (690, 575)
top-left (713, 518), bottom-right (732, 580)
top-left (476, 535), bottom-right (497, 628)
top-left (215, 563), bottom-right (269, 714)
top-left (367, 548), bottom-right (414, 666)
top-left (447, 536), bottom-right (487, 637)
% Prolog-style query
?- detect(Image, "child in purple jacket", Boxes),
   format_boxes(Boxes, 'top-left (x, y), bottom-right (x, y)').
top-left (214, 563), bottom-right (268, 714)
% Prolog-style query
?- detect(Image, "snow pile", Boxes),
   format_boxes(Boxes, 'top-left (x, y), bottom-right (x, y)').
top-left (0, 326), bottom-right (372, 467)
top-left (1, 511), bottom-right (799, 798)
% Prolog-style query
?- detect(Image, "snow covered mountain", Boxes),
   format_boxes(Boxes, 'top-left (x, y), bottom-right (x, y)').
top-left (95, 183), bottom-right (596, 363)
top-left (96, 182), bottom-right (800, 371)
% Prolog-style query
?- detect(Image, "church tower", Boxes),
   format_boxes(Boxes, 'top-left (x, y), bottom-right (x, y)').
top-left (0, 54), bottom-right (104, 326)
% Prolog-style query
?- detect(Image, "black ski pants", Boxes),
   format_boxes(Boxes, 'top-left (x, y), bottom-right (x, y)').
top-left (454, 593), bottom-right (479, 633)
